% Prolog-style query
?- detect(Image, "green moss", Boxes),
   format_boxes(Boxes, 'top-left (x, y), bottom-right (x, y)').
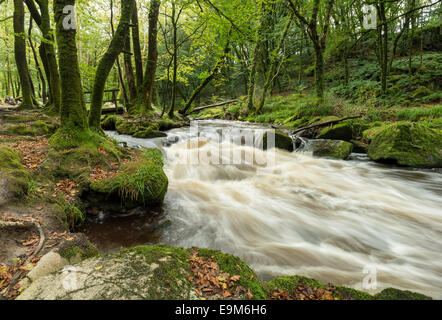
top-left (133, 127), bottom-right (167, 139)
top-left (59, 235), bottom-right (99, 263)
top-left (115, 118), bottom-right (138, 135)
top-left (41, 140), bottom-right (123, 188)
top-left (119, 245), bottom-right (194, 300)
top-left (317, 123), bottom-right (353, 141)
top-left (374, 288), bottom-right (432, 300)
top-left (90, 149), bottom-right (168, 206)
top-left (367, 122), bottom-right (442, 167)
top-left (0, 146), bottom-right (30, 197)
top-left (263, 131), bottom-right (294, 152)
top-left (196, 248), bottom-right (267, 300)
top-left (4, 120), bottom-right (58, 137)
top-left (310, 140), bottom-right (353, 160)
top-left (265, 276), bottom-right (373, 300)
top-left (362, 123), bottom-right (388, 143)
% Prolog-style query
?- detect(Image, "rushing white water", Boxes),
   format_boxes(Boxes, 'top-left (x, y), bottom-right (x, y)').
top-left (108, 120), bottom-right (442, 298)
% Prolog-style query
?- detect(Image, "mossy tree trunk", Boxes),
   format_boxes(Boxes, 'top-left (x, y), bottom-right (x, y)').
top-left (138, 0), bottom-right (161, 114)
top-left (39, 0), bottom-right (61, 112)
top-left (131, 1), bottom-right (143, 92)
top-left (24, 0), bottom-right (61, 112)
top-left (54, 0), bottom-right (88, 130)
top-left (89, 0), bottom-right (135, 130)
top-left (28, 17), bottom-right (47, 104)
top-left (13, 0), bottom-right (37, 109)
top-left (123, 1), bottom-right (137, 106)
top-left (168, 0), bottom-right (178, 118)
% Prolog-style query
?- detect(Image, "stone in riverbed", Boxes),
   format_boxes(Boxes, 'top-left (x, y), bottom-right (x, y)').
top-left (367, 122), bottom-right (442, 168)
top-left (316, 123), bottom-right (353, 141)
top-left (263, 131), bottom-right (294, 152)
top-left (308, 139), bottom-right (353, 160)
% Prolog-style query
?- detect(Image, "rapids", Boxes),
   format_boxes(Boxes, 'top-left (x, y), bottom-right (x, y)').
top-left (104, 120), bottom-right (442, 298)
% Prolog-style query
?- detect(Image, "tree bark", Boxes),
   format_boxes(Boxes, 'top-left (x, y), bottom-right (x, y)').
top-left (54, 0), bottom-right (88, 130)
top-left (138, 0), bottom-right (161, 113)
top-left (89, 0), bottom-right (134, 130)
top-left (13, 0), bottom-right (36, 109)
top-left (28, 17), bottom-right (46, 104)
top-left (169, 0), bottom-right (178, 117)
top-left (123, 1), bottom-right (137, 105)
top-left (131, 1), bottom-right (143, 91)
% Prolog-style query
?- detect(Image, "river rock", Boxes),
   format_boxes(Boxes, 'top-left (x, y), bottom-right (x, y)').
top-left (263, 131), bottom-right (294, 152)
top-left (367, 122), bottom-right (442, 167)
top-left (308, 139), bottom-right (353, 160)
top-left (316, 123), bottom-right (353, 141)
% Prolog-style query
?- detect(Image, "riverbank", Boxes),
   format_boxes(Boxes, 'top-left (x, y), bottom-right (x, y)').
top-left (1, 108), bottom-right (440, 300)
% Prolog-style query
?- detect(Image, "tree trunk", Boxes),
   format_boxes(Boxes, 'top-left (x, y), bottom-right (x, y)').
top-left (138, 0), bottom-right (160, 113)
top-left (131, 1), bottom-right (143, 91)
top-left (169, 1), bottom-right (178, 118)
top-left (13, 0), bottom-right (36, 109)
top-left (123, 1), bottom-right (137, 105)
top-left (54, 0), bottom-right (88, 130)
top-left (28, 17), bottom-right (46, 104)
top-left (89, 0), bottom-right (134, 130)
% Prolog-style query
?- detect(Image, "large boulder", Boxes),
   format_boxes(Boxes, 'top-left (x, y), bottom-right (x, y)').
top-left (263, 131), bottom-right (294, 152)
top-left (0, 146), bottom-right (30, 206)
top-left (367, 122), bottom-right (442, 167)
top-left (316, 123), bottom-right (353, 141)
top-left (308, 139), bottom-right (353, 160)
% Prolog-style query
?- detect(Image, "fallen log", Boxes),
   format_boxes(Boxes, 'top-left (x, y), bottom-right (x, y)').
top-left (193, 100), bottom-right (238, 112)
top-left (290, 115), bottom-right (363, 135)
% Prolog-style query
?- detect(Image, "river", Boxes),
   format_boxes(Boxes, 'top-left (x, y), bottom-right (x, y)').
top-left (86, 120), bottom-right (442, 298)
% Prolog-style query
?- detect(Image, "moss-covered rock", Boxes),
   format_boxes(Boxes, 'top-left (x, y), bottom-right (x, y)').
top-left (58, 234), bottom-right (100, 263)
top-left (115, 117), bottom-right (139, 135)
top-left (0, 146), bottom-right (30, 205)
top-left (362, 122), bottom-right (388, 143)
top-left (317, 123), bottom-right (353, 141)
top-left (265, 276), bottom-right (373, 300)
top-left (4, 120), bottom-right (57, 137)
top-left (263, 131), bottom-right (294, 152)
top-left (90, 149), bottom-right (168, 207)
top-left (308, 140), bottom-right (353, 160)
top-left (374, 288), bottom-right (432, 300)
top-left (197, 248), bottom-right (267, 300)
top-left (133, 127), bottom-right (167, 139)
top-left (367, 122), bottom-right (442, 167)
